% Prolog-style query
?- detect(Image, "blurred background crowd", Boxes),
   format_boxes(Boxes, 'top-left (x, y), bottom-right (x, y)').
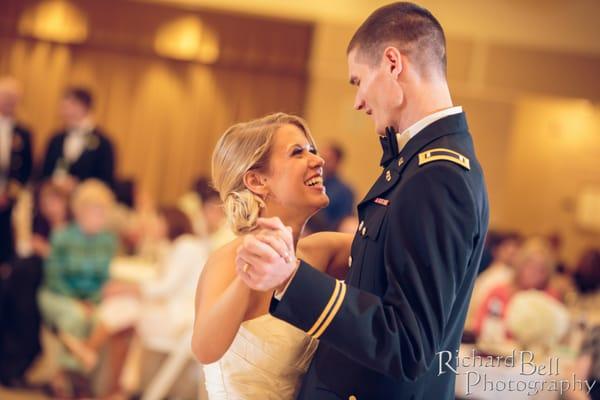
top-left (0, 0), bottom-right (599, 399)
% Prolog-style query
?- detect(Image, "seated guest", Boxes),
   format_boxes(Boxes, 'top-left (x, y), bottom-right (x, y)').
top-left (177, 176), bottom-right (210, 237)
top-left (37, 179), bottom-right (117, 397)
top-left (573, 248), bottom-right (600, 295)
top-left (472, 237), bottom-right (560, 337)
top-left (465, 231), bottom-right (521, 330)
top-left (41, 87), bottom-right (115, 191)
top-left (109, 178), bottom-right (165, 261)
top-left (565, 325), bottom-right (600, 400)
top-left (0, 182), bottom-right (69, 387)
top-left (0, 76), bottom-right (33, 263)
top-left (61, 207), bottom-right (209, 397)
top-left (30, 180), bottom-right (70, 259)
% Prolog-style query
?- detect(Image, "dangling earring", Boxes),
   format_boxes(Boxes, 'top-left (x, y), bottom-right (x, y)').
top-left (256, 195), bottom-right (266, 209)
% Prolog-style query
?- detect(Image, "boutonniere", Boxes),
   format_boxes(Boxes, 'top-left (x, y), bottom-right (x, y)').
top-left (11, 134), bottom-right (23, 152)
top-left (87, 134), bottom-right (100, 151)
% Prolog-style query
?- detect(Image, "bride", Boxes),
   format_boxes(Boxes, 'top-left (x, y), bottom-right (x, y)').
top-left (192, 113), bottom-right (352, 399)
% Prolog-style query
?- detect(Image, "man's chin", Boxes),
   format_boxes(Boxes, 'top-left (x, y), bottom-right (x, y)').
top-left (374, 122), bottom-right (387, 136)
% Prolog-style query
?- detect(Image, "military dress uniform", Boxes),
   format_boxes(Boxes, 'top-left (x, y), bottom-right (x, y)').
top-left (41, 126), bottom-right (115, 188)
top-left (271, 109), bottom-right (489, 399)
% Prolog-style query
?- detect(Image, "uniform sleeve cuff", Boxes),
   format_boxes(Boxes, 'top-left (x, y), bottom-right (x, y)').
top-left (270, 260), bottom-right (347, 338)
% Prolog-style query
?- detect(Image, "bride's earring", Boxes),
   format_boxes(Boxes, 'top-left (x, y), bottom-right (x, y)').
top-left (256, 195), bottom-right (266, 209)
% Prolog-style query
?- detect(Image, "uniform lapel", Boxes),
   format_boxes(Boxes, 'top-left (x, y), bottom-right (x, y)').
top-left (359, 113), bottom-right (469, 206)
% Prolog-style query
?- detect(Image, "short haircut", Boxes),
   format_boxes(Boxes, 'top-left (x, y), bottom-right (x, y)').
top-left (347, 2), bottom-right (447, 77)
top-left (65, 86), bottom-right (94, 110)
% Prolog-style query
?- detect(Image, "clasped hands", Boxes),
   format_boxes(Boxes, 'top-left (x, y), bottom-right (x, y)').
top-left (236, 217), bottom-right (298, 293)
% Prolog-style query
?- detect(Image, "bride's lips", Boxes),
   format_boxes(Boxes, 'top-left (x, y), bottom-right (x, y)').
top-left (304, 174), bottom-right (325, 192)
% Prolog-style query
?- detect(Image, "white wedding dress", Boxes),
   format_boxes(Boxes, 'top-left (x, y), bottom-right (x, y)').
top-left (203, 314), bottom-right (318, 399)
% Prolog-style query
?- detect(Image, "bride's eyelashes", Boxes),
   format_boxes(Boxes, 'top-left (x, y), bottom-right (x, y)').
top-left (290, 145), bottom-right (318, 157)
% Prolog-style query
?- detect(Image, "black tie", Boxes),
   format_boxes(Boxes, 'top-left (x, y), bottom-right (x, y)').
top-left (379, 126), bottom-right (398, 167)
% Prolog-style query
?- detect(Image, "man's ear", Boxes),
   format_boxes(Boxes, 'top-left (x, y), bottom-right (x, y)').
top-left (243, 170), bottom-right (269, 197)
top-left (383, 46), bottom-right (403, 79)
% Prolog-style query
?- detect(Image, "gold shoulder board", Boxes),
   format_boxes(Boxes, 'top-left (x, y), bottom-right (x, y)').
top-left (418, 148), bottom-right (470, 170)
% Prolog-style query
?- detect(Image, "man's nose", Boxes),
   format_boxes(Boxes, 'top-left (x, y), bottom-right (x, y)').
top-left (354, 96), bottom-right (364, 111)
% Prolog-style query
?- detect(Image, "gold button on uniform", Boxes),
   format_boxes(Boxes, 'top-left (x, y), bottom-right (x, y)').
top-left (358, 220), bottom-right (364, 230)
top-left (385, 170), bottom-right (391, 181)
top-left (348, 256), bottom-right (352, 268)
top-left (361, 227), bottom-right (367, 236)
top-left (398, 156), bottom-right (404, 166)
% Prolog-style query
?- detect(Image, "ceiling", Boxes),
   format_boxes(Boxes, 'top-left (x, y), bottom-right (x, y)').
top-left (135, 0), bottom-right (600, 55)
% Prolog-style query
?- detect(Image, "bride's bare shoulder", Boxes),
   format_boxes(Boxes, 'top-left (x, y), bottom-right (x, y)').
top-left (203, 237), bottom-right (243, 275)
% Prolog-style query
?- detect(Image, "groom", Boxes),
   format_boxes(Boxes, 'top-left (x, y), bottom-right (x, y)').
top-left (237, 2), bottom-right (489, 399)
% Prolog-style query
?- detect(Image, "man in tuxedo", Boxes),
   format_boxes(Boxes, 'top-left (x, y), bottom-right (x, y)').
top-left (0, 77), bottom-right (41, 388)
top-left (236, 3), bottom-right (489, 399)
top-left (0, 77), bottom-right (33, 263)
top-left (42, 87), bottom-right (115, 190)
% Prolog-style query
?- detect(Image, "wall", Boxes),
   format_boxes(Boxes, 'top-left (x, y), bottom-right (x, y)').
top-left (304, 21), bottom-right (600, 265)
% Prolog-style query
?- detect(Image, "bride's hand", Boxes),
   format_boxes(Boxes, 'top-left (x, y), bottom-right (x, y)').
top-left (254, 227), bottom-right (293, 262)
top-left (236, 217), bottom-right (297, 292)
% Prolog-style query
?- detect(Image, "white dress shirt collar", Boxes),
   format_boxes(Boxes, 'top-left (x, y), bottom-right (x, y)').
top-left (395, 106), bottom-right (463, 151)
top-left (64, 118), bottom-right (95, 163)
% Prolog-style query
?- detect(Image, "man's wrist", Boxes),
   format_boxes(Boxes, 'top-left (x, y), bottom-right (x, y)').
top-left (274, 259), bottom-right (301, 299)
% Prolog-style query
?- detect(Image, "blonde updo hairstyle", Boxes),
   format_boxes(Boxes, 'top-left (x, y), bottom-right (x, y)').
top-left (211, 113), bottom-right (316, 235)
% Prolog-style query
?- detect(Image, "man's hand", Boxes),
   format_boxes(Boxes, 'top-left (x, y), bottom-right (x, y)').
top-left (236, 217), bottom-right (298, 292)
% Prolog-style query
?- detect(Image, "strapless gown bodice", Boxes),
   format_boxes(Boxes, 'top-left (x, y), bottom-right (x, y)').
top-left (203, 314), bottom-right (318, 399)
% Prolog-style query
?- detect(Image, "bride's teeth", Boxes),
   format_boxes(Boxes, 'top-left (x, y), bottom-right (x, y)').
top-left (305, 176), bottom-right (322, 186)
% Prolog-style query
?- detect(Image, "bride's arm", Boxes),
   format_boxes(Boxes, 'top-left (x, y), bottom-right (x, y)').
top-left (191, 240), bottom-right (253, 364)
top-left (297, 232), bottom-right (353, 279)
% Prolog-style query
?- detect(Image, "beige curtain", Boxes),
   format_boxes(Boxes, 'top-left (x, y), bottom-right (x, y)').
top-left (0, 38), bottom-right (308, 203)
top-left (0, 0), bottom-right (311, 203)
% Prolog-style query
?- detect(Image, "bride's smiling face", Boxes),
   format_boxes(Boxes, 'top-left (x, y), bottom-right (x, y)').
top-left (249, 124), bottom-right (330, 215)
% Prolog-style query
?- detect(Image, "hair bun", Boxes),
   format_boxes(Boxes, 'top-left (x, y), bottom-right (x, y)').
top-left (224, 190), bottom-right (264, 234)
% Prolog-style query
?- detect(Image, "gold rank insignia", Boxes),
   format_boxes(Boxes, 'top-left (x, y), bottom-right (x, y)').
top-left (418, 148), bottom-right (470, 170)
top-left (87, 134), bottom-right (100, 150)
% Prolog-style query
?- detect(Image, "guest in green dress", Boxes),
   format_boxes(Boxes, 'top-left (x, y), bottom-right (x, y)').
top-left (38, 179), bottom-right (116, 396)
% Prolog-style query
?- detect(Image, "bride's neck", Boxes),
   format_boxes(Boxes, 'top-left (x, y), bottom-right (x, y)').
top-left (259, 207), bottom-right (308, 249)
